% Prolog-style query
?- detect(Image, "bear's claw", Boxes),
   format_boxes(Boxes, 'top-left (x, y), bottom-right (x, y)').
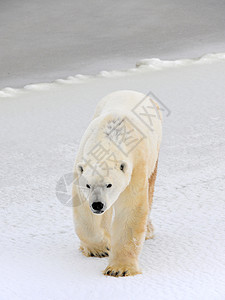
top-left (103, 264), bottom-right (141, 277)
top-left (80, 245), bottom-right (110, 258)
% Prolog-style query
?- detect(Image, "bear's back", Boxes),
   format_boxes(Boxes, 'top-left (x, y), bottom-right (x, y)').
top-left (93, 90), bottom-right (150, 118)
top-left (76, 90), bottom-right (162, 174)
top-left (93, 90), bottom-right (162, 145)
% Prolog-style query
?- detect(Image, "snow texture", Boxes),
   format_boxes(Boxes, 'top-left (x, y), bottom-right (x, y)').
top-left (0, 54), bottom-right (225, 299)
top-left (1, 0), bottom-right (225, 88)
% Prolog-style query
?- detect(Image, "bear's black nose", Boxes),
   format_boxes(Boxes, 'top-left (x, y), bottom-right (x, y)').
top-left (92, 202), bottom-right (104, 211)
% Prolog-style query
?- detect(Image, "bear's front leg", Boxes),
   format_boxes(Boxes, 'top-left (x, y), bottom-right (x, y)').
top-left (74, 199), bottom-right (112, 258)
top-left (104, 186), bottom-right (148, 277)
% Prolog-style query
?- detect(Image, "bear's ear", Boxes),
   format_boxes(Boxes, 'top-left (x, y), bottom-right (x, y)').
top-left (119, 161), bottom-right (128, 173)
top-left (76, 163), bottom-right (84, 174)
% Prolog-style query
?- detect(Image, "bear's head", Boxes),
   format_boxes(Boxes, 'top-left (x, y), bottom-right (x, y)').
top-left (76, 158), bottom-right (132, 214)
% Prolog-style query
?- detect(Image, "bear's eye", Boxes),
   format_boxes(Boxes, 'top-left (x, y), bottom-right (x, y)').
top-left (78, 165), bottom-right (83, 173)
top-left (120, 163), bottom-right (125, 172)
top-left (86, 184), bottom-right (91, 189)
top-left (106, 184), bottom-right (112, 188)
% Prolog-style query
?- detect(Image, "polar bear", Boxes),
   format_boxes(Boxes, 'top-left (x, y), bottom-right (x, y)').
top-left (72, 90), bottom-right (162, 277)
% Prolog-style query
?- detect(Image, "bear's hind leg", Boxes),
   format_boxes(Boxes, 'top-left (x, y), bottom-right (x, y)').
top-left (145, 219), bottom-right (154, 240)
top-left (145, 160), bottom-right (158, 240)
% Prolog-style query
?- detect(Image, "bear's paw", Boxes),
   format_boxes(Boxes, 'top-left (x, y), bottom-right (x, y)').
top-left (103, 263), bottom-right (141, 277)
top-left (80, 244), bottom-right (110, 258)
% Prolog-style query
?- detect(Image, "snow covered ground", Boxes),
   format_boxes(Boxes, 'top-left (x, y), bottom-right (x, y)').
top-left (1, 54), bottom-right (225, 299)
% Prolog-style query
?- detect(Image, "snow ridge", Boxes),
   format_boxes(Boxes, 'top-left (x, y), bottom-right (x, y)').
top-left (0, 52), bottom-right (225, 98)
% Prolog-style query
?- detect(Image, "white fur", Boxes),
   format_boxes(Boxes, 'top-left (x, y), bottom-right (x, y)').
top-left (73, 90), bottom-right (162, 276)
